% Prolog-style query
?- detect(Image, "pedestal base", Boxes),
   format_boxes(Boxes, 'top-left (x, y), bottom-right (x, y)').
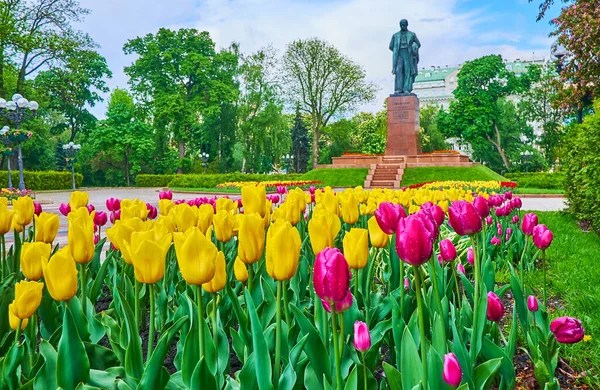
top-left (385, 95), bottom-right (421, 156)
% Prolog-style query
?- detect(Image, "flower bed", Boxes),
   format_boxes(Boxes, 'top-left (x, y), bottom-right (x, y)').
top-left (217, 179), bottom-right (322, 189)
top-left (409, 180), bottom-right (517, 193)
top-left (0, 188), bottom-right (36, 201)
top-left (0, 186), bottom-right (585, 389)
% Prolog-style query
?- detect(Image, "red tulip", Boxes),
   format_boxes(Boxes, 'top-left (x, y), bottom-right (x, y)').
top-left (521, 213), bottom-right (538, 236)
top-left (353, 321), bottom-right (371, 353)
top-left (396, 214), bottom-right (433, 266)
top-left (375, 202), bottom-right (406, 234)
top-left (158, 190), bottom-right (173, 200)
top-left (448, 200), bottom-right (482, 236)
top-left (487, 292), bottom-right (504, 322)
top-left (314, 248), bottom-right (352, 303)
top-left (532, 224), bottom-right (553, 250)
top-left (550, 316), bottom-right (584, 344)
top-left (442, 352), bottom-right (462, 387)
top-left (33, 202), bottom-right (42, 216)
top-left (467, 247), bottom-right (474, 265)
top-left (94, 211), bottom-right (108, 227)
top-left (58, 203), bottom-right (71, 216)
top-left (527, 295), bottom-right (538, 312)
top-left (473, 196), bottom-right (490, 218)
top-left (322, 290), bottom-right (353, 313)
top-left (439, 239), bottom-right (457, 262)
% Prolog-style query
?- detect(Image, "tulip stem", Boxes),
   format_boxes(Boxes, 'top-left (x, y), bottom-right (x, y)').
top-left (275, 280), bottom-right (282, 389)
top-left (331, 307), bottom-right (343, 390)
top-left (353, 268), bottom-right (359, 305)
top-left (339, 312), bottom-right (345, 348)
top-left (362, 352), bottom-right (368, 390)
top-left (196, 285), bottom-right (205, 358)
top-left (412, 265), bottom-right (428, 389)
top-left (429, 255), bottom-right (443, 315)
top-left (134, 280), bottom-right (140, 330)
top-left (1, 234), bottom-right (4, 280)
top-left (469, 235), bottom-right (480, 362)
top-left (399, 257), bottom-right (405, 320)
top-left (542, 250), bottom-right (547, 308)
top-left (212, 293), bottom-right (218, 346)
top-left (147, 284), bottom-right (155, 361)
top-left (80, 263), bottom-right (88, 317)
top-left (248, 265), bottom-right (254, 293)
top-left (452, 265), bottom-right (461, 310)
top-left (519, 237), bottom-right (529, 292)
top-left (15, 319), bottom-right (22, 344)
top-left (283, 281), bottom-right (290, 327)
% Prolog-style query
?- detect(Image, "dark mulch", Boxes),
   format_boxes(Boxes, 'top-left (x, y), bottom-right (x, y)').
top-left (578, 220), bottom-right (592, 233)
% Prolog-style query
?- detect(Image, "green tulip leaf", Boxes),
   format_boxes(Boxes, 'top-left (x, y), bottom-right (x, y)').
top-left (473, 358), bottom-right (502, 390)
top-left (115, 289), bottom-right (143, 380)
top-left (190, 357), bottom-right (217, 390)
top-left (245, 289), bottom-right (273, 390)
top-left (57, 304), bottom-right (91, 390)
top-left (401, 326), bottom-right (423, 390)
top-left (34, 340), bottom-right (58, 390)
top-left (383, 362), bottom-right (402, 390)
top-left (89, 250), bottom-right (113, 305)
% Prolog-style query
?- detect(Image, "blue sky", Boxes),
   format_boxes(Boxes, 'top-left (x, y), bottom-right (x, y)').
top-left (76, 0), bottom-right (561, 117)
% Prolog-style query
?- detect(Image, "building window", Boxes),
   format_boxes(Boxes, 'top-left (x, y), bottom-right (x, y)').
top-left (425, 72), bottom-right (431, 78)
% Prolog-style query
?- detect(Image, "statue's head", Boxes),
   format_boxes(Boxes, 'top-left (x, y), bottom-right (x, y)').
top-left (400, 19), bottom-right (408, 31)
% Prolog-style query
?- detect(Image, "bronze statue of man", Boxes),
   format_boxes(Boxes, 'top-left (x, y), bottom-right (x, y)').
top-left (389, 19), bottom-right (421, 95)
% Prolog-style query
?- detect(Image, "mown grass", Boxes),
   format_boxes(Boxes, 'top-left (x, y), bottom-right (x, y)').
top-left (300, 168), bottom-right (369, 188)
top-left (514, 188), bottom-right (564, 195)
top-left (400, 165), bottom-right (506, 186)
top-left (170, 187), bottom-right (241, 194)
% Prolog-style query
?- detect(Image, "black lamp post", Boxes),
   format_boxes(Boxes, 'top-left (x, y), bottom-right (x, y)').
top-left (282, 154), bottom-right (293, 172)
top-left (520, 150), bottom-right (533, 174)
top-left (200, 152), bottom-right (209, 174)
top-left (63, 142), bottom-right (81, 190)
top-left (551, 40), bottom-right (586, 124)
top-left (0, 126), bottom-right (14, 188)
top-left (0, 94), bottom-right (38, 190)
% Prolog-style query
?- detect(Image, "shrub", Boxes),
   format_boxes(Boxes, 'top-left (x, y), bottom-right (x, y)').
top-left (136, 174), bottom-right (176, 188)
top-left (504, 172), bottom-right (565, 189)
top-left (0, 171), bottom-right (83, 191)
top-left (153, 173), bottom-right (304, 189)
top-left (300, 168), bottom-right (368, 188)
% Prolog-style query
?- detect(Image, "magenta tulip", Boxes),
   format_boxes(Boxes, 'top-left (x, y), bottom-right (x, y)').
top-left (158, 190), bottom-right (173, 200)
top-left (421, 202), bottom-right (445, 226)
top-left (353, 321), bottom-right (371, 353)
top-left (439, 239), bottom-right (457, 262)
top-left (486, 216), bottom-right (493, 225)
top-left (456, 263), bottom-right (466, 275)
top-left (497, 227), bottom-right (503, 236)
top-left (487, 195), bottom-right (503, 207)
top-left (314, 248), bottom-right (352, 303)
top-left (527, 295), bottom-right (539, 312)
top-left (506, 227), bottom-right (512, 236)
top-left (375, 202), bottom-right (406, 234)
top-left (309, 186), bottom-right (316, 195)
top-left (404, 277), bottom-right (410, 290)
top-left (33, 202), bottom-right (42, 216)
top-left (473, 196), bottom-right (490, 218)
top-left (106, 197), bottom-right (121, 212)
top-left (521, 213), bottom-right (538, 236)
top-left (58, 203), bottom-right (71, 216)
top-left (86, 204), bottom-right (95, 214)
top-left (532, 224), bottom-right (553, 250)
top-left (442, 352), bottom-right (462, 387)
top-left (510, 197), bottom-right (522, 209)
top-left (448, 200), bottom-right (482, 236)
top-left (511, 215), bottom-right (520, 224)
top-left (94, 211), bottom-right (108, 227)
top-left (491, 236), bottom-right (501, 246)
top-left (487, 292), bottom-right (504, 322)
top-left (504, 191), bottom-right (513, 200)
top-left (110, 210), bottom-right (121, 224)
top-left (396, 214), bottom-right (433, 266)
top-left (322, 290), bottom-right (353, 313)
top-left (415, 210), bottom-right (439, 240)
top-left (550, 316), bottom-right (585, 344)
top-left (467, 247), bottom-right (474, 265)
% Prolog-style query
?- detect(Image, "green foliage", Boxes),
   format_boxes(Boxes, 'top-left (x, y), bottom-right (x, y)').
top-left (401, 165), bottom-right (506, 186)
top-left (319, 119), bottom-right (356, 164)
top-left (144, 173), bottom-right (303, 189)
top-left (290, 106), bottom-right (310, 173)
top-left (135, 174), bottom-right (176, 188)
top-left (419, 105), bottom-right (448, 152)
top-left (0, 170), bottom-right (82, 190)
top-left (505, 173), bottom-right (565, 189)
top-left (300, 168), bottom-right (368, 187)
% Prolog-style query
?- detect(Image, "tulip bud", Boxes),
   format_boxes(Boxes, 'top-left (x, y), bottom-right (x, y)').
top-left (309, 186), bottom-right (316, 195)
top-left (511, 215), bottom-right (520, 224)
top-left (448, 200), bottom-right (482, 236)
top-left (396, 214), bottom-right (433, 266)
top-left (497, 227), bottom-right (503, 236)
top-left (266, 219), bottom-right (301, 280)
top-left (197, 204), bottom-right (214, 234)
top-left (314, 247), bottom-right (352, 303)
top-left (67, 207), bottom-right (96, 264)
top-left (94, 211), bottom-right (108, 227)
top-left (343, 228), bottom-right (369, 269)
top-left (340, 192), bottom-right (359, 225)
top-left (511, 197), bottom-right (522, 209)
top-left (203, 251), bottom-right (226, 293)
top-left (42, 246), bottom-right (78, 301)
top-left (506, 227), bottom-right (512, 237)
top-left (146, 204), bottom-right (158, 220)
top-left (504, 191), bottom-right (513, 200)
top-left (86, 204), bottom-right (95, 214)
top-left (467, 247), bottom-right (474, 265)
top-left (486, 216), bottom-right (493, 225)
top-left (521, 213), bottom-right (538, 236)
top-left (242, 185), bottom-right (267, 218)
top-left (308, 208), bottom-right (341, 255)
top-left (415, 210), bottom-right (439, 241)
top-left (69, 191), bottom-right (89, 210)
top-left (127, 227), bottom-right (172, 284)
top-left (457, 263), bottom-right (466, 275)
top-left (159, 190), bottom-right (173, 200)
top-left (527, 295), bottom-right (539, 312)
top-left (34, 212), bottom-right (60, 244)
top-left (237, 213), bottom-right (265, 265)
top-left (473, 196), bottom-right (490, 218)
top-left (234, 257), bottom-right (248, 282)
top-left (550, 316), bottom-right (585, 344)
top-left (487, 195), bottom-right (503, 207)
top-left (439, 239), bottom-right (457, 262)
top-left (106, 197), bottom-right (121, 212)
top-left (21, 242), bottom-right (51, 280)
top-left (487, 292), bottom-right (504, 322)
top-left (33, 202), bottom-right (42, 216)
top-left (374, 202), bottom-right (406, 234)
top-left (11, 280), bottom-right (44, 320)
top-left (110, 210), bottom-right (121, 224)
top-left (353, 321), bottom-right (371, 353)
top-left (322, 290), bottom-right (353, 313)
top-left (173, 227), bottom-right (216, 285)
top-left (9, 303), bottom-right (28, 330)
top-left (442, 352), bottom-right (462, 387)
top-left (368, 216), bottom-right (389, 248)
top-left (491, 236), bottom-right (501, 246)
top-left (404, 277), bottom-right (410, 290)
top-left (421, 202), bottom-right (445, 225)
top-left (532, 224), bottom-right (553, 250)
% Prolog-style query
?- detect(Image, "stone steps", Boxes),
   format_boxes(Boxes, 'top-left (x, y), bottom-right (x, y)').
top-left (364, 157), bottom-right (406, 189)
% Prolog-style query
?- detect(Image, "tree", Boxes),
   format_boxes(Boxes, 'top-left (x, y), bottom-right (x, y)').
top-left (319, 119), bottom-right (355, 164)
top-left (290, 106), bottom-right (310, 173)
top-left (350, 110), bottom-right (387, 155)
top-left (440, 55), bottom-right (539, 169)
top-left (419, 105), bottom-right (449, 152)
top-left (283, 38), bottom-right (378, 168)
top-left (123, 28), bottom-right (239, 171)
top-left (35, 50), bottom-right (111, 141)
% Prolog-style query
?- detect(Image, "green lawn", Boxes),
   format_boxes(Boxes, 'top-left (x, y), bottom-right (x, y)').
top-left (170, 187), bottom-right (242, 194)
top-left (300, 168), bottom-right (369, 188)
top-left (513, 187), bottom-right (564, 195)
top-left (400, 165), bottom-right (506, 186)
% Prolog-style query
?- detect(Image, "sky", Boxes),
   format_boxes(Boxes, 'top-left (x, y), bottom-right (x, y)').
top-left (76, 0), bottom-right (561, 118)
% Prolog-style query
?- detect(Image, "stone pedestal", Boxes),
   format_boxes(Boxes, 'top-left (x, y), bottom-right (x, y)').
top-left (385, 95), bottom-right (421, 156)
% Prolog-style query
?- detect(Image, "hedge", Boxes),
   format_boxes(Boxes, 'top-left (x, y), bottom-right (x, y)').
top-left (136, 173), bottom-right (304, 189)
top-left (136, 174), bottom-right (176, 188)
top-left (0, 171), bottom-right (83, 191)
top-left (504, 172), bottom-right (565, 189)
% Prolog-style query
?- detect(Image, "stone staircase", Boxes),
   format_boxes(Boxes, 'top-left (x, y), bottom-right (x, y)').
top-left (364, 156), bottom-right (406, 189)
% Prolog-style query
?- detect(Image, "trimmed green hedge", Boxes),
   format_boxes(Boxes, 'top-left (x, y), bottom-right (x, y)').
top-left (0, 171), bottom-right (83, 191)
top-left (136, 173), bottom-right (304, 189)
top-left (300, 168), bottom-right (369, 188)
top-left (136, 174), bottom-right (176, 188)
top-left (504, 172), bottom-right (565, 189)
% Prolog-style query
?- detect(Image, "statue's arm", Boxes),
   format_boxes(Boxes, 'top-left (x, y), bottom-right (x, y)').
top-left (414, 34), bottom-right (421, 49)
top-left (389, 35), bottom-right (395, 51)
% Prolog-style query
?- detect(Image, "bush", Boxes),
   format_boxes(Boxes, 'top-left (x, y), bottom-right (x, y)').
top-left (144, 173), bottom-right (304, 189)
top-left (563, 100), bottom-right (600, 231)
top-left (504, 172), bottom-right (565, 189)
top-left (300, 168), bottom-right (368, 188)
top-left (136, 174), bottom-right (176, 188)
top-left (0, 171), bottom-right (83, 191)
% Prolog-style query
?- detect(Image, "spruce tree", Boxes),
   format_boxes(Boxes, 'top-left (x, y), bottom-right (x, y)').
top-left (290, 106), bottom-right (310, 172)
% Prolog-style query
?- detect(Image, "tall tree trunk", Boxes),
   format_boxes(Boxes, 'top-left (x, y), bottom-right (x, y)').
top-left (124, 151), bottom-right (130, 187)
top-left (177, 139), bottom-right (185, 174)
top-left (487, 123), bottom-right (510, 169)
top-left (311, 115), bottom-right (319, 168)
top-left (16, 52), bottom-right (28, 93)
top-left (0, 45), bottom-right (5, 97)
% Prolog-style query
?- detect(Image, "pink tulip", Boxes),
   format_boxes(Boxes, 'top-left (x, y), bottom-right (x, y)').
top-left (276, 185), bottom-right (287, 195)
top-left (511, 197), bottom-right (522, 209)
top-left (158, 190), bottom-right (173, 200)
top-left (375, 202), bottom-right (406, 234)
top-left (487, 292), bottom-right (504, 322)
top-left (506, 227), bottom-right (512, 237)
top-left (487, 195), bottom-right (503, 207)
top-left (58, 203), bottom-right (71, 216)
top-left (322, 290), bottom-right (353, 313)
top-left (486, 216), bottom-right (493, 225)
top-left (473, 196), bottom-right (490, 218)
top-left (527, 295), bottom-right (539, 312)
top-left (314, 248), bottom-right (352, 303)
top-left (94, 211), bottom-right (108, 227)
top-left (550, 316), bottom-right (585, 344)
top-left (497, 227), bottom-right (503, 236)
top-left (442, 352), bottom-right (462, 387)
top-left (309, 186), bottom-right (316, 195)
top-left (86, 204), bottom-right (95, 214)
top-left (457, 263), bottom-right (466, 275)
top-left (448, 200), bottom-right (482, 236)
top-left (511, 215), bottom-right (520, 224)
top-left (415, 210), bottom-right (439, 240)
top-left (532, 224), bottom-right (553, 250)
top-left (353, 321), bottom-right (371, 353)
top-left (491, 236), bottom-right (501, 246)
top-left (404, 277), bottom-right (410, 290)
top-left (106, 197), bottom-right (121, 211)
top-left (439, 239), bottom-right (457, 262)
top-left (396, 214), bottom-right (433, 266)
top-left (467, 247), bottom-right (474, 265)
top-left (110, 210), bottom-right (121, 224)
top-left (504, 191), bottom-right (513, 200)
top-left (147, 205), bottom-right (158, 220)
top-left (421, 202), bottom-right (445, 226)
top-left (521, 213), bottom-right (538, 236)
top-left (33, 202), bottom-right (42, 216)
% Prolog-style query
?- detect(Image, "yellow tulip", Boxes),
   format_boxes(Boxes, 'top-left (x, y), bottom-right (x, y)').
top-left (127, 228), bottom-right (172, 284)
top-left (368, 216), bottom-right (389, 249)
top-left (106, 218), bottom-right (139, 253)
top-left (213, 210), bottom-right (235, 242)
top-left (0, 202), bottom-right (14, 235)
top-left (263, 199), bottom-right (272, 228)
top-left (21, 242), bottom-right (51, 280)
top-left (67, 207), bottom-right (96, 264)
top-left (197, 204), bottom-right (214, 235)
top-left (155, 214), bottom-right (177, 233)
top-left (203, 251), bottom-right (226, 293)
top-left (266, 219), bottom-right (301, 281)
top-left (241, 185), bottom-right (267, 217)
top-left (234, 257), bottom-right (248, 282)
top-left (343, 228), bottom-right (369, 269)
top-left (308, 208), bottom-right (341, 255)
top-left (41, 246), bottom-right (78, 301)
top-left (173, 204), bottom-right (198, 232)
top-left (216, 198), bottom-right (237, 214)
top-left (9, 303), bottom-right (28, 330)
top-left (12, 280), bottom-right (44, 319)
top-left (13, 196), bottom-right (34, 227)
top-left (237, 213), bottom-right (265, 265)
top-left (69, 191), bottom-right (89, 210)
top-left (34, 212), bottom-right (60, 243)
top-left (340, 192), bottom-right (359, 225)
top-left (173, 227), bottom-right (217, 285)
top-left (319, 189), bottom-right (339, 216)
top-left (0, 198), bottom-right (6, 207)
top-left (120, 199), bottom-right (149, 220)
top-left (158, 199), bottom-right (174, 216)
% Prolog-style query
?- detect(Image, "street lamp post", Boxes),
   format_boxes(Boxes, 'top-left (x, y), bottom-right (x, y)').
top-left (63, 142), bottom-right (81, 190)
top-left (0, 126), bottom-right (13, 189)
top-left (0, 94), bottom-right (38, 190)
top-left (520, 150), bottom-right (533, 173)
top-left (200, 152), bottom-right (209, 174)
top-left (282, 154), bottom-right (293, 172)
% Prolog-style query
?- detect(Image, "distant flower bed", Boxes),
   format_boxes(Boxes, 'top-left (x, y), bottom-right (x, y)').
top-left (340, 153), bottom-right (382, 157)
top-left (1, 188), bottom-right (36, 201)
top-left (409, 180), bottom-right (517, 193)
top-left (216, 180), bottom-right (322, 189)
